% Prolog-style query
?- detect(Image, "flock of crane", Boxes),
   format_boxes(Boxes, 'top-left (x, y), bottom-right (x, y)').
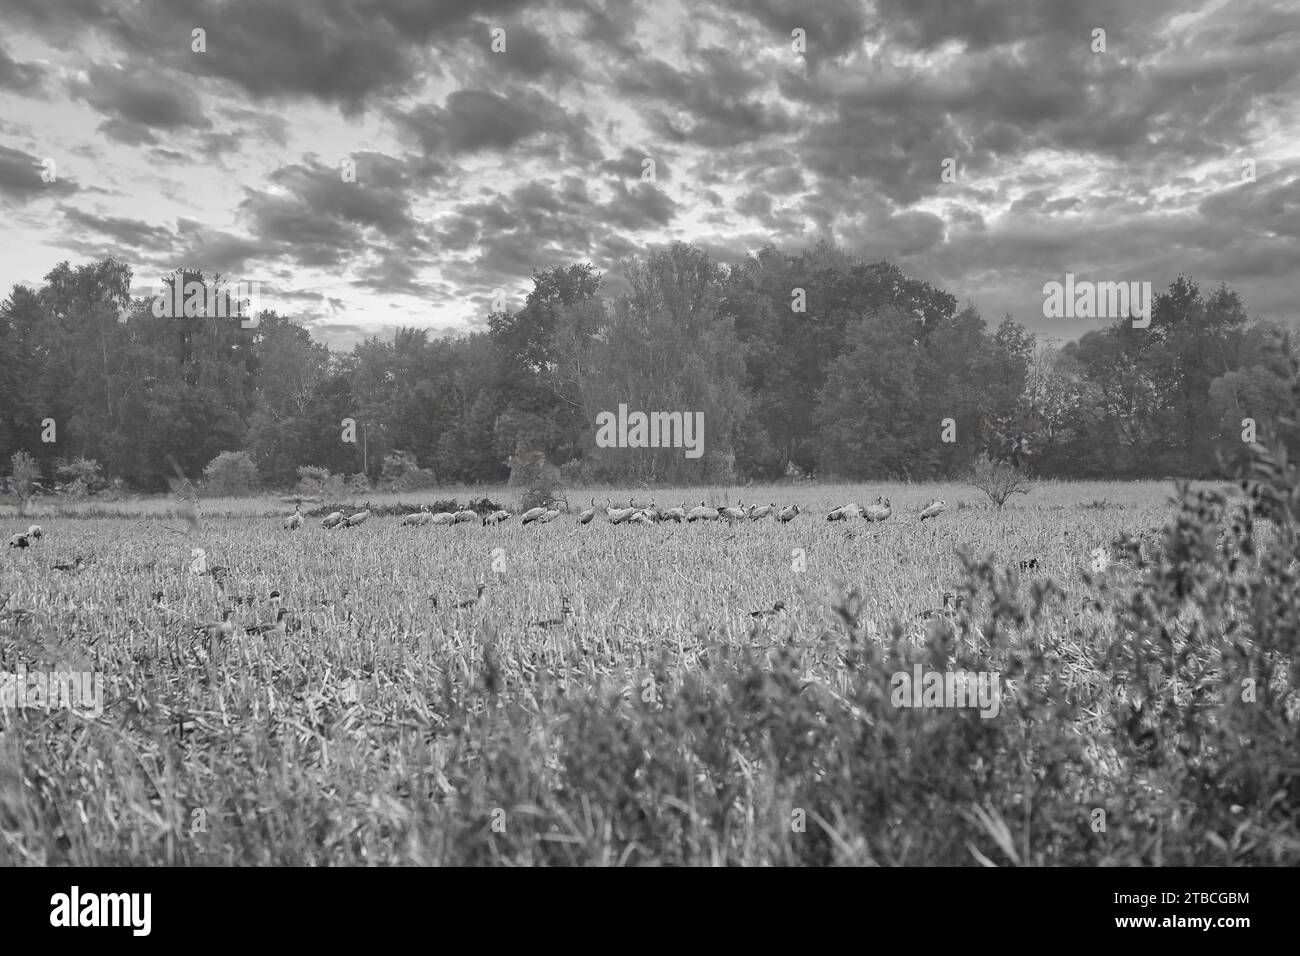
top-left (277, 496), bottom-right (950, 530)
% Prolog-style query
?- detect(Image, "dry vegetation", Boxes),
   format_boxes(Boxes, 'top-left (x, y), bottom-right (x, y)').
top-left (1, 468), bottom-right (1297, 865)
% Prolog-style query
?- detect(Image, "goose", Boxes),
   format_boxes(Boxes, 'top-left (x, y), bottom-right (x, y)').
top-left (283, 504), bottom-right (304, 530)
top-left (577, 498), bottom-right (597, 524)
top-left (343, 501), bottom-right (372, 527)
top-left (637, 500), bottom-right (661, 522)
top-left (453, 509), bottom-right (478, 524)
top-left (841, 502), bottom-right (865, 519)
top-left (430, 511), bottom-right (457, 525)
top-left (747, 502), bottom-right (776, 520)
top-left (777, 504), bottom-right (801, 523)
top-left (454, 582), bottom-right (487, 609)
top-left (193, 609), bottom-right (235, 641)
top-left (26, 524), bottom-right (43, 540)
top-left (826, 504), bottom-right (849, 521)
top-left (749, 600), bottom-right (786, 618)
top-left (244, 608), bottom-right (289, 636)
top-left (537, 506), bottom-right (561, 524)
top-left (660, 501), bottom-right (687, 522)
top-left (918, 499), bottom-right (947, 521)
top-left (719, 500), bottom-right (746, 521)
top-left (482, 509), bottom-right (511, 526)
top-left (530, 596), bottom-right (573, 628)
top-left (520, 503), bottom-right (549, 525)
top-left (8, 533), bottom-right (30, 548)
top-left (321, 508), bottom-right (345, 529)
top-left (631, 511), bottom-right (656, 526)
top-left (865, 497), bottom-right (892, 522)
top-left (687, 500), bottom-right (719, 522)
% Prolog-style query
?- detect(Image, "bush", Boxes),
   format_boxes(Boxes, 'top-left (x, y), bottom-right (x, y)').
top-left (202, 450), bottom-right (259, 495)
top-left (967, 452), bottom-right (1031, 508)
top-left (508, 450), bottom-right (561, 511)
top-left (295, 466), bottom-right (344, 497)
top-left (55, 456), bottom-right (104, 497)
top-left (381, 450), bottom-right (436, 491)
top-left (8, 451), bottom-right (41, 512)
top-left (345, 472), bottom-right (372, 496)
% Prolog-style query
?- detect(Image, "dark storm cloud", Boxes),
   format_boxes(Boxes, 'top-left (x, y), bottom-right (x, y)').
top-left (60, 207), bottom-right (174, 250)
top-left (69, 64), bottom-right (212, 145)
top-left (390, 89), bottom-right (595, 161)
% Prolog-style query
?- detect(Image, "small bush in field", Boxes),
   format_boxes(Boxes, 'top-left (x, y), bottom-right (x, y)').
top-left (203, 450), bottom-right (259, 495)
top-left (968, 452), bottom-right (1031, 508)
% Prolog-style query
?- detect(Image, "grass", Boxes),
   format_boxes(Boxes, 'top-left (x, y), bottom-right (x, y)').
top-left (0, 476), bottom-right (1296, 865)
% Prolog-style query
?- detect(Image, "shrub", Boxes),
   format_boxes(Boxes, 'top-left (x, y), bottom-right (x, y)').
top-left (8, 451), bottom-right (41, 512)
top-left (508, 450), bottom-right (561, 511)
top-left (295, 466), bottom-right (344, 497)
top-left (202, 450), bottom-right (259, 495)
top-left (967, 452), bottom-right (1031, 508)
top-left (345, 472), bottom-right (372, 495)
top-left (381, 450), bottom-right (436, 491)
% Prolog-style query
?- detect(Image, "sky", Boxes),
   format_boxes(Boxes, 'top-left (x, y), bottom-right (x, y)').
top-left (1, 0), bottom-right (1297, 352)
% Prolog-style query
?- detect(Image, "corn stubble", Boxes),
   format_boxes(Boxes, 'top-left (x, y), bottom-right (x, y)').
top-left (1, 464), bottom-right (1297, 866)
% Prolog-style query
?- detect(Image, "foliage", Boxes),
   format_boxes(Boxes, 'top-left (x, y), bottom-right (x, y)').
top-left (8, 450), bottom-right (41, 511)
top-left (967, 453), bottom-right (1032, 508)
top-left (295, 465), bottom-right (343, 498)
top-left (508, 449), bottom-right (560, 510)
top-left (202, 450), bottom-right (259, 495)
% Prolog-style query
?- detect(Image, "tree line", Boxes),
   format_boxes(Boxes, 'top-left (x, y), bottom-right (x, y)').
top-left (1, 242), bottom-right (1295, 492)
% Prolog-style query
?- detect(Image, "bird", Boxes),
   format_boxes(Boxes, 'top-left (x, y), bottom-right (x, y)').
top-left (747, 502), bottom-right (776, 520)
top-left (51, 556), bottom-right (86, 573)
top-left (430, 511), bottom-right (456, 526)
top-left (660, 502), bottom-right (687, 522)
top-left (537, 506), bottom-right (560, 524)
top-left (401, 505), bottom-right (432, 526)
top-left (687, 500), bottom-right (719, 522)
top-left (454, 582), bottom-right (487, 609)
top-left (777, 504), bottom-right (801, 523)
top-left (453, 509), bottom-right (478, 524)
top-left (244, 608), bottom-right (289, 636)
top-left (321, 508), bottom-right (345, 529)
top-left (343, 501), bottom-right (372, 527)
top-left (283, 504), bottom-right (304, 530)
top-left (635, 500), bottom-right (661, 522)
top-left (1019, 558), bottom-right (1039, 571)
top-left (865, 497), bottom-right (892, 522)
top-left (482, 509), bottom-right (511, 526)
top-left (577, 498), bottom-right (597, 524)
top-left (520, 503), bottom-right (549, 525)
top-left (719, 500), bottom-right (747, 521)
top-left (631, 511), bottom-right (655, 526)
top-left (919, 499), bottom-right (948, 521)
top-left (749, 600), bottom-right (786, 618)
top-left (826, 504), bottom-right (848, 521)
top-left (8, 533), bottom-right (30, 548)
top-left (605, 498), bottom-right (637, 524)
top-left (25, 524), bottom-right (42, 540)
top-left (530, 596), bottom-right (573, 628)
top-left (193, 609), bottom-right (235, 641)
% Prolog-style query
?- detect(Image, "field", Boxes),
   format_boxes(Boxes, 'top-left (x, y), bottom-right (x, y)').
top-left (1, 478), bottom-right (1296, 865)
